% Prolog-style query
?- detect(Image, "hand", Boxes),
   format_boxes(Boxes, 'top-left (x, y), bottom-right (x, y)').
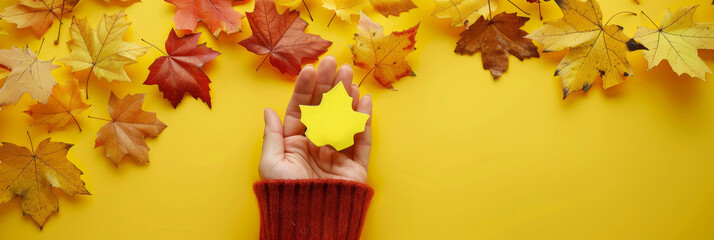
top-left (260, 56), bottom-right (373, 183)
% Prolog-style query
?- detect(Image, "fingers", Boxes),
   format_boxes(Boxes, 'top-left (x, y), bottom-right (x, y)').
top-left (261, 108), bottom-right (284, 167)
top-left (310, 56), bottom-right (337, 105)
top-left (349, 83), bottom-right (359, 110)
top-left (284, 65), bottom-right (316, 136)
top-left (335, 63), bottom-right (354, 98)
top-left (353, 95), bottom-right (372, 168)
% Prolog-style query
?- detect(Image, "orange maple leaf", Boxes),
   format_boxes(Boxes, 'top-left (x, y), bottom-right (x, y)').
top-left (24, 79), bottom-right (89, 132)
top-left (0, 0), bottom-right (79, 38)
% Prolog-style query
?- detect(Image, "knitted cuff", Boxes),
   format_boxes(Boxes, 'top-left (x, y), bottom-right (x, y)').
top-left (254, 179), bottom-right (374, 240)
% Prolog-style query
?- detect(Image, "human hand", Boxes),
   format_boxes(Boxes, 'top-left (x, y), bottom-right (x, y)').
top-left (260, 56), bottom-right (373, 183)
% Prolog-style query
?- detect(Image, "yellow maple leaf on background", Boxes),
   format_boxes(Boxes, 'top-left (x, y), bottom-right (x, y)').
top-left (372, 0), bottom-right (417, 17)
top-left (0, 46), bottom-right (59, 107)
top-left (526, 0), bottom-right (646, 99)
top-left (0, 137), bottom-right (90, 227)
top-left (634, 6), bottom-right (714, 80)
top-left (275, 0), bottom-right (302, 13)
top-left (60, 10), bottom-right (147, 84)
top-left (25, 79), bottom-right (89, 132)
top-left (0, 0), bottom-right (79, 38)
top-left (432, 0), bottom-right (495, 27)
top-left (351, 12), bottom-right (419, 89)
top-left (322, 0), bottom-right (370, 24)
top-left (300, 84), bottom-right (369, 151)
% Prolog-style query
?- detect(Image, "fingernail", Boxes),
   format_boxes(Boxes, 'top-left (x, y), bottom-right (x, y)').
top-left (352, 82), bottom-right (358, 87)
top-left (263, 108), bottom-right (269, 121)
top-left (305, 64), bottom-right (314, 69)
top-left (364, 93), bottom-right (372, 99)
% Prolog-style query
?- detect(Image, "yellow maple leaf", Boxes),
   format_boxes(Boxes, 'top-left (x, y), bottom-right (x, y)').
top-left (351, 12), bottom-right (419, 89)
top-left (60, 10), bottom-right (148, 83)
top-left (275, 0), bottom-right (302, 13)
top-left (300, 84), bottom-right (369, 151)
top-left (372, 0), bottom-right (417, 17)
top-left (0, 137), bottom-right (89, 227)
top-left (322, 0), bottom-right (370, 24)
top-left (432, 0), bottom-right (495, 27)
top-left (25, 79), bottom-right (89, 132)
top-left (0, 46), bottom-right (59, 107)
top-left (526, 0), bottom-right (646, 99)
top-left (0, 0), bottom-right (79, 38)
top-left (634, 6), bottom-right (714, 80)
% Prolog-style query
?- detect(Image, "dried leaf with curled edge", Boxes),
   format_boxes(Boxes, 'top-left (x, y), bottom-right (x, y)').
top-left (166, 0), bottom-right (244, 38)
top-left (455, 12), bottom-right (539, 79)
top-left (25, 79), bottom-right (89, 132)
top-left (0, 138), bottom-right (89, 228)
top-left (239, 0), bottom-right (331, 75)
top-left (0, 0), bottom-right (79, 38)
top-left (432, 0), bottom-right (496, 27)
top-left (371, 0), bottom-right (417, 17)
top-left (322, 0), bottom-right (370, 23)
top-left (526, 0), bottom-right (646, 99)
top-left (95, 93), bottom-right (167, 165)
top-left (634, 6), bottom-right (714, 80)
top-left (60, 10), bottom-right (148, 83)
top-left (0, 46), bottom-right (59, 107)
top-left (351, 12), bottom-right (419, 89)
top-left (300, 84), bottom-right (369, 151)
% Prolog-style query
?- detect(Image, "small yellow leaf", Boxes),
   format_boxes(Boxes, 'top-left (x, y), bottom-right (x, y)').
top-left (432, 0), bottom-right (495, 27)
top-left (634, 6), bottom-right (714, 80)
top-left (322, 0), bottom-right (370, 23)
top-left (275, 0), bottom-right (302, 13)
top-left (300, 84), bottom-right (369, 151)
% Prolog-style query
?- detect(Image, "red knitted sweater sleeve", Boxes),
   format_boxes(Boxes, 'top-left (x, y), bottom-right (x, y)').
top-left (254, 179), bottom-right (374, 240)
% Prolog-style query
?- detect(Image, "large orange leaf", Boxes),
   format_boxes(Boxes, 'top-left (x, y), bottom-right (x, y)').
top-left (165, 0), bottom-right (244, 38)
top-left (95, 93), bottom-right (167, 165)
top-left (239, 0), bottom-right (331, 75)
top-left (0, 0), bottom-right (79, 38)
top-left (351, 12), bottom-right (418, 89)
top-left (0, 137), bottom-right (89, 228)
top-left (24, 79), bottom-right (89, 132)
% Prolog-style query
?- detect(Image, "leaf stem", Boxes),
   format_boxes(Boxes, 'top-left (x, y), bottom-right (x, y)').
top-left (256, 53), bottom-right (271, 71)
top-left (141, 38), bottom-right (168, 56)
top-left (36, 38), bottom-right (45, 56)
top-left (605, 11), bottom-right (636, 26)
top-left (538, 2), bottom-right (542, 20)
top-left (358, 65), bottom-right (376, 87)
top-left (327, 13), bottom-right (336, 28)
top-left (302, 0), bottom-right (313, 21)
top-left (640, 11), bottom-right (659, 30)
top-left (505, 0), bottom-right (530, 16)
top-left (55, 0), bottom-right (65, 45)
top-left (85, 65), bottom-right (94, 99)
top-left (88, 116), bottom-right (112, 122)
top-left (26, 131), bottom-right (34, 155)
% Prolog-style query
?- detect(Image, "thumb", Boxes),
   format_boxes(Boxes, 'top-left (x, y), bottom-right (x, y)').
top-left (261, 108), bottom-right (284, 162)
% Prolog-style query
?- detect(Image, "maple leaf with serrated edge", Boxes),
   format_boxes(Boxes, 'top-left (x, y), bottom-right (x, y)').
top-left (0, 0), bottom-right (79, 38)
top-left (94, 93), bottom-right (167, 166)
top-left (25, 79), bottom-right (89, 132)
top-left (372, 0), bottom-right (417, 17)
top-left (0, 46), bottom-right (58, 107)
top-left (634, 6), bottom-right (714, 80)
top-left (432, 0), bottom-right (495, 27)
top-left (351, 12), bottom-right (418, 89)
top-left (322, 0), bottom-right (370, 25)
top-left (166, 0), bottom-right (244, 38)
top-left (455, 12), bottom-right (539, 79)
top-left (145, 29), bottom-right (220, 108)
top-left (526, 0), bottom-right (646, 99)
top-left (239, 0), bottom-right (332, 75)
top-left (0, 137), bottom-right (89, 228)
top-left (60, 10), bottom-right (148, 97)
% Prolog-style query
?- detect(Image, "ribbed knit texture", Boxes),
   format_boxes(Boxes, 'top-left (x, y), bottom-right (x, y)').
top-left (254, 179), bottom-right (374, 240)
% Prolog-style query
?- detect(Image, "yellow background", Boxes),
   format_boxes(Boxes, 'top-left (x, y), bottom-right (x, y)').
top-left (1, 0), bottom-right (714, 239)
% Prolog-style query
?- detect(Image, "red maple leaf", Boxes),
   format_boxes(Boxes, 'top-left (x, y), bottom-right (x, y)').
top-left (144, 29), bottom-right (220, 108)
top-left (239, 0), bottom-right (332, 75)
top-left (165, 0), bottom-right (244, 37)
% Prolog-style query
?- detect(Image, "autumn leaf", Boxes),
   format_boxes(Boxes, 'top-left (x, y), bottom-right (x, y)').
top-left (526, 0), bottom-right (646, 99)
top-left (322, 0), bottom-right (370, 24)
top-left (371, 0), bottom-right (417, 17)
top-left (60, 10), bottom-right (148, 90)
top-left (24, 79), bottom-right (89, 132)
top-left (300, 83), bottom-right (369, 151)
top-left (165, 0), bottom-right (244, 38)
top-left (0, 0), bottom-right (79, 38)
top-left (0, 137), bottom-right (89, 228)
top-left (0, 46), bottom-right (59, 107)
top-left (634, 6), bottom-right (714, 80)
top-left (144, 29), bottom-right (220, 108)
top-left (455, 12), bottom-right (539, 79)
top-left (351, 12), bottom-right (419, 89)
top-left (239, 0), bottom-right (332, 75)
top-left (94, 93), bottom-right (167, 165)
top-left (432, 0), bottom-right (495, 27)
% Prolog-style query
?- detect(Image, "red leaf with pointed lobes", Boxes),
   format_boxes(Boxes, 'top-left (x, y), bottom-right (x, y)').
top-left (165, 0), bottom-right (244, 38)
top-left (239, 0), bottom-right (332, 75)
top-left (145, 29), bottom-right (220, 108)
